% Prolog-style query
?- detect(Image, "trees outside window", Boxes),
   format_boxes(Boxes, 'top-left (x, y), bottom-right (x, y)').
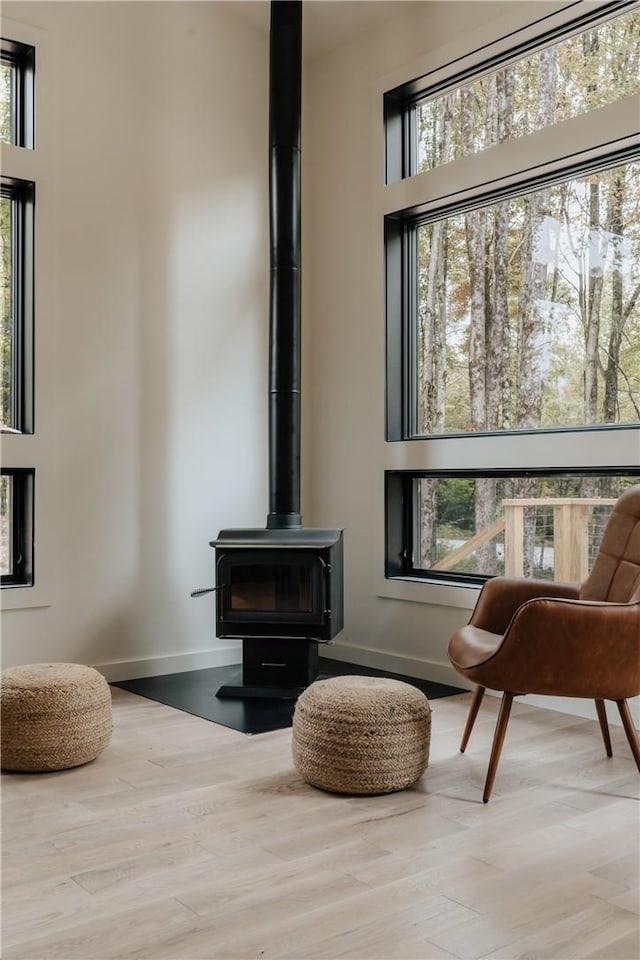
top-left (386, 470), bottom-right (640, 584)
top-left (384, 4), bottom-right (640, 586)
top-left (415, 162), bottom-right (640, 438)
top-left (415, 9), bottom-right (640, 173)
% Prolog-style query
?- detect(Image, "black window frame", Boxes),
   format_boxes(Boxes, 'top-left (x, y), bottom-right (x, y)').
top-left (383, 0), bottom-right (636, 183)
top-left (385, 145), bottom-right (640, 442)
top-left (0, 467), bottom-right (34, 587)
top-left (1, 35), bottom-right (36, 591)
top-left (1, 37), bottom-right (35, 149)
top-left (386, 467), bottom-right (640, 586)
top-left (1, 176), bottom-right (34, 434)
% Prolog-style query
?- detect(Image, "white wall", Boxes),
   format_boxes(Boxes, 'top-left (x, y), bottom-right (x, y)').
top-left (1, 2), bottom-right (270, 677)
top-left (303, 1), bottom-right (640, 723)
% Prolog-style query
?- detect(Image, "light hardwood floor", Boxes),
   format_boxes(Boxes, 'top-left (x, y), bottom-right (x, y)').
top-left (2, 686), bottom-right (638, 960)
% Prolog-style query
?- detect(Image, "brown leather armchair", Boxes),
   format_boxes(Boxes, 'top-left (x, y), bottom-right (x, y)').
top-left (447, 485), bottom-right (640, 802)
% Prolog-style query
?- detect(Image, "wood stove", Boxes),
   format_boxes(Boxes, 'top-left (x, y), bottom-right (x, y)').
top-left (212, 527), bottom-right (343, 697)
top-left (194, 2), bottom-right (344, 698)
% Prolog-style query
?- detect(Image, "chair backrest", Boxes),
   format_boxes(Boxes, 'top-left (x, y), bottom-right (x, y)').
top-left (580, 485), bottom-right (640, 602)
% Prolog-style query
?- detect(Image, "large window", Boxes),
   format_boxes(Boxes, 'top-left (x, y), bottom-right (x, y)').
top-left (383, 2), bottom-right (640, 588)
top-left (386, 5), bottom-right (640, 441)
top-left (409, 160), bottom-right (640, 437)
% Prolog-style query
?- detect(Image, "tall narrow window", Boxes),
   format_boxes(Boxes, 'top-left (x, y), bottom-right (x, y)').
top-left (1, 33), bottom-right (36, 590)
top-left (1, 178), bottom-right (34, 433)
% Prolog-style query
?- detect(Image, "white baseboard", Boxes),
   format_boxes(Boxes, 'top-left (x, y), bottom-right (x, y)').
top-left (322, 641), bottom-right (469, 691)
top-left (324, 642), bottom-right (639, 727)
top-left (95, 639), bottom-right (639, 730)
top-left (94, 643), bottom-right (241, 683)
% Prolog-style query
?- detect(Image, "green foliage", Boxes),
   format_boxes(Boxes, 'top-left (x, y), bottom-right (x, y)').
top-left (436, 478), bottom-right (475, 534)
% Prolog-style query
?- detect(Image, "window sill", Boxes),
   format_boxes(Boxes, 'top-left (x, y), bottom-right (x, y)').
top-left (1, 586), bottom-right (50, 611)
top-left (377, 575), bottom-right (480, 610)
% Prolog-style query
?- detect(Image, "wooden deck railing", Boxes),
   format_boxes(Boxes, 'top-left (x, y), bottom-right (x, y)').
top-left (433, 497), bottom-right (617, 582)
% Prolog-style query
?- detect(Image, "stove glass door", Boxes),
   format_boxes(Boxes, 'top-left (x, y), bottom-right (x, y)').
top-left (229, 562), bottom-right (312, 613)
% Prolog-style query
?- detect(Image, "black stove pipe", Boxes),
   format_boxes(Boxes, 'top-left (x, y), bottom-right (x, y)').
top-left (266, 0), bottom-right (303, 530)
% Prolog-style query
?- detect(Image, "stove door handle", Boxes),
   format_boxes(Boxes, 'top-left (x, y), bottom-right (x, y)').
top-left (190, 586), bottom-right (222, 599)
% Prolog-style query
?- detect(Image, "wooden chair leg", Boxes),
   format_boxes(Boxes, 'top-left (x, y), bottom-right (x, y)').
top-left (460, 685), bottom-right (486, 753)
top-left (616, 699), bottom-right (640, 772)
top-left (483, 692), bottom-right (514, 803)
top-left (595, 699), bottom-right (613, 757)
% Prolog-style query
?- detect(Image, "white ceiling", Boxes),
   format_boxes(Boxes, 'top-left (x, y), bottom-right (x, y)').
top-left (224, 0), bottom-right (419, 61)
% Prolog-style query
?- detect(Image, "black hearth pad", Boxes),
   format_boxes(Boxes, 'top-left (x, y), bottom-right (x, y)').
top-left (112, 659), bottom-right (464, 735)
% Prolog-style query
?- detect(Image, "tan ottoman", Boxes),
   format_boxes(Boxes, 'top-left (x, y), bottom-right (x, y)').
top-left (1, 663), bottom-right (112, 772)
top-left (292, 675), bottom-right (431, 794)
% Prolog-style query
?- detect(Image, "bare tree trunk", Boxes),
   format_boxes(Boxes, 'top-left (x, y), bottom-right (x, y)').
top-left (493, 65), bottom-right (514, 430)
top-left (516, 48), bottom-right (556, 430)
top-left (418, 95), bottom-right (454, 566)
top-left (512, 477), bottom-right (539, 577)
top-left (418, 220), bottom-right (445, 566)
top-left (512, 50), bottom-right (556, 576)
top-left (460, 85), bottom-right (497, 573)
top-left (583, 180), bottom-right (606, 423)
top-left (604, 169), bottom-right (624, 423)
top-left (419, 478), bottom-right (438, 568)
top-left (419, 220), bottom-right (446, 433)
top-left (516, 193), bottom-right (548, 428)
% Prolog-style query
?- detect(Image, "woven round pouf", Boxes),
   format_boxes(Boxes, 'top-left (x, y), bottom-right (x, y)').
top-left (1, 663), bottom-right (112, 772)
top-left (292, 675), bottom-right (431, 795)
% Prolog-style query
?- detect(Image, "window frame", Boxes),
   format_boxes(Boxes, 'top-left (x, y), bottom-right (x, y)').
top-left (1, 38), bottom-right (35, 149)
top-left (0, 468), bottom-right (34, 587)
top-left (381, 1), bottom-right (640, 593)
top-left (383, 0), bottom-right (638, 183)
top-left (1, 176), bottom-right (35, 435)
top-left (386, 467), bottom-right (640, 586)
top-left (386, 147), bottom-right (640, 441)
top-left (1, 28), bottom-right (37, 594)
top-left (384, 0), bottom-right (640, 443)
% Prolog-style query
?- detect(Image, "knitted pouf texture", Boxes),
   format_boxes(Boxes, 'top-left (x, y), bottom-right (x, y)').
top-left (292, 675), bottom-right (431, 795)
top-left (1, 663), bottom-right (112, 772)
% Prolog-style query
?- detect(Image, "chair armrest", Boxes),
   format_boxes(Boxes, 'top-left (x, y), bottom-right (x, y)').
top-left (470, 577), bottom-right (580, 634)
top-left (498, 598), bottom-right (640, 699)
